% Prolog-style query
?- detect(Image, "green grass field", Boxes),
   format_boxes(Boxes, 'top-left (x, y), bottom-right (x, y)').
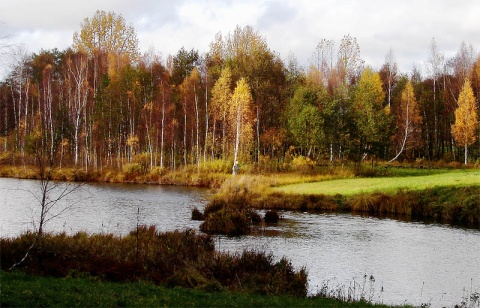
top-left (0, 271), bottom-right (407, 308)
top-left (273, 169), bottom-right (480, 196)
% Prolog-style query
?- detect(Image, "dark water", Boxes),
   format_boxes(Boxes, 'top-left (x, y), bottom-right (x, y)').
top-left (1, 178), bottom-right (479, 307)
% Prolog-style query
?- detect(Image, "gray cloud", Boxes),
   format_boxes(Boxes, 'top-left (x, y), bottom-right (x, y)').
top-left (0, 0), bottom-right (478, 77)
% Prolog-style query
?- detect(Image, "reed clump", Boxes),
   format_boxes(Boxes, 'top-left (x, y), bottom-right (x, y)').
top-left (264, 210), bottom-right (280, 223)
top-left (198, 199), bottom-right (261, 236)
top-left (0, 227), bottom-right (307, 297)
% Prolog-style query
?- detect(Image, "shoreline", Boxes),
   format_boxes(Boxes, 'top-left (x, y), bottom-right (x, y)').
top-left (1, 164), bottom-right (479, 228)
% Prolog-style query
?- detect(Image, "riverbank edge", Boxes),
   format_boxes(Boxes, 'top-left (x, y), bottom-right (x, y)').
top-left (210, 179), bottom-right (480, 228)
top-left (0, 164), bottom-right (230, 188)
top-left (1, 164), bottom-right (479, 227)
top-left (0, 270), bottom-right (412, 308)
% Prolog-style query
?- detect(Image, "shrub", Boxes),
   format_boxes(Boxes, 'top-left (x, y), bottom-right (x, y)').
top-left (123, 163), bottom-right (142, 180)
top-left (191, 207), bottom-right (204, 221)
top-left (198, 159), bottom-right (232, 173)
top-left (264, 210), bottom-right (280, 223)
top-left (199, 199), bottom-right (260, 236)
top-left (0, 227), bottom-right (308, 297)
top-left (291, 156), bottom-right (315, 173)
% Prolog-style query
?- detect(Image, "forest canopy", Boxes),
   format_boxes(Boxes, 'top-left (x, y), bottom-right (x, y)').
top-left (1, 11), bottom-right (479, 172)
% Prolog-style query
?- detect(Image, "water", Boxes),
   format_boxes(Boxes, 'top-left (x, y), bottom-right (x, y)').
top-left (0, 178), bottom-right (208, 236)
top-left (1, 177), bottom-right (479, 307)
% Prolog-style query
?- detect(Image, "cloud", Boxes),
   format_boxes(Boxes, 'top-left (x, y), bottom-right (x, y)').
top-left (1, 0), bottom-right (479, 78)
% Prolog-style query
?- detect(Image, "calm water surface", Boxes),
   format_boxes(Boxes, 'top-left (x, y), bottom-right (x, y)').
top-left (1, 178), bottom-right (479, 307)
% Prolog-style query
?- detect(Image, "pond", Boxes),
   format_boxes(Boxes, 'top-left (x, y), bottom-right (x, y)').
top-left (1, 178), bottom-right (479, 307)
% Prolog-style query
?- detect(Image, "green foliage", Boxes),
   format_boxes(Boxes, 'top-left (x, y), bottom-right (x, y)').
top-left (171, 47), bottom-right (199, 86)
top-left (353, 67), bottom-right (391, 159)
top-left (287, 86), bottom-right (324, 152)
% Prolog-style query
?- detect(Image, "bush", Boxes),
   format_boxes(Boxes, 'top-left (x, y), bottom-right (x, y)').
top-left (264, 210), bottom-right (280, 223)
top-left (198, 159), bottom-right (232, 173)
top-left (191, 207), bottom-right (204, 221)
top-left (199, 199), bottom-right (261, 236)
top-left (291, 156), bottom-right (316, 173)
top-left (0, 227), bottom-right (308, 297)
top-left (123, 163), bottom-right (142, 180)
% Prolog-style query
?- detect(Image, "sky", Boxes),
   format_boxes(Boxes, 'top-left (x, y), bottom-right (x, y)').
top-left (1, 0), bottom-right (479, 78)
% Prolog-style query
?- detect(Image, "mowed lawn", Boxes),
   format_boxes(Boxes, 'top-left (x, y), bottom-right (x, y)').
top-left (274, 169), bottom-right (480, 196)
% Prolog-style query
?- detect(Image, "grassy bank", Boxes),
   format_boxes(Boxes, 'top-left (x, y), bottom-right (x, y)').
top-left (273, 168), bottom-right (480, 196)
top-left (0, 163), bottom-right (231, 188)
top-left (208, 169), bottom-right (480, 228)
top-left (0, 271), bottom-right (408, 307)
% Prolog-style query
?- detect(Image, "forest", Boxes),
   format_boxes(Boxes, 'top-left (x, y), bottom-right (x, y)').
top-left (1, 10), bottom-right (479, 173)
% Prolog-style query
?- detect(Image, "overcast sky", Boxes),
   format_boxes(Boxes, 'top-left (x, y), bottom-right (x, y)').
top-left (1, 0), bottom-right (479, 77)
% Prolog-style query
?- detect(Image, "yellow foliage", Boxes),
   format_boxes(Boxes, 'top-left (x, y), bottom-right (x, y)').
top-left (230, 78), bottom-right (255, 163)
top-left (452, 79), bottom-right (478, 147)
top-left (126, 135), bottom-right (139, 148)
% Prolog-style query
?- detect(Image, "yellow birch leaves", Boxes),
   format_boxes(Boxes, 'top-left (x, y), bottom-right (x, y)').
top-left (211, 68), bottom-right (254, 162)
top-left (451, 79), bottom-right (478, 163)
top-left (230, 78), bottom-right (255, 163)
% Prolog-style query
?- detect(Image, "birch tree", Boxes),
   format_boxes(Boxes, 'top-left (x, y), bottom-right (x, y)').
top-left (230, 78), bottom-right (254, 172)
top-left (65, 52), bottom-right (89, 167)
top-left (353, 67), bottom-right (389, 160)
top-left (425, 38), bottom-right (444, 156)
top-left (452, 79), bottom-right (478, 164)
top-left (389, 81), bottom-right (422, 162)
top-left (72, 10), bottom-right (139, 60)
top-left (210, 66), bottom-right (233, 159)
top-left (337, 34), bottom-right (364, 85)
top-left (380, 49), bottom-right (398, 108)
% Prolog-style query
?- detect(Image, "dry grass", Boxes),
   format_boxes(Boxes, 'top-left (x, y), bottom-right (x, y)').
top-left (1, 227), bottom-right (308, 297)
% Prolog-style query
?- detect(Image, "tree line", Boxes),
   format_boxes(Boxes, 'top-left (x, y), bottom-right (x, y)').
top-left (1, 10), bottom-right (479, 172)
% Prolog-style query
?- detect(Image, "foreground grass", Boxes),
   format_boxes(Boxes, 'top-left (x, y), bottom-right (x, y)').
top-left (0, 271), bottom-right (408, 307)
top-left (273, 169), bottom-right (480, 196)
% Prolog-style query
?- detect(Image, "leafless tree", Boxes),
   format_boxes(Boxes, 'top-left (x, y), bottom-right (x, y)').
top-left (9, 113), bottom-right (83, 270)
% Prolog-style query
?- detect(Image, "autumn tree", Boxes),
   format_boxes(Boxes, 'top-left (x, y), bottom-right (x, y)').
top-left (230, 78), bottom-right (254, 171)
top-left (179, 67), bottom-right (202, 165)
top-left (452, 79), bottom-right (478, 164)
top-left (210, 66), bottom-right (233, 159)
top-left (425, 38), bottom-right (444, 157)
top-left (380, 49), bottom-right (398, 108)
top-left (222, 25), bottom-right (287, 161)
top-left (308, 38), bottom-right (335, 87)
top-left (72, 10), bottom-right (139, 126)
top-left (337, 34), bottom-right (364, 85)
top-left (6, 45), bottom-right (33, 159)
top-left (353, 67), bottom-right (389, 161)
top-left (389, 81), bottom-right (422, 162)
top-left (64, 51), bottom-right (90, 167)
top-left (72, 10), bottom-right (139, 60)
